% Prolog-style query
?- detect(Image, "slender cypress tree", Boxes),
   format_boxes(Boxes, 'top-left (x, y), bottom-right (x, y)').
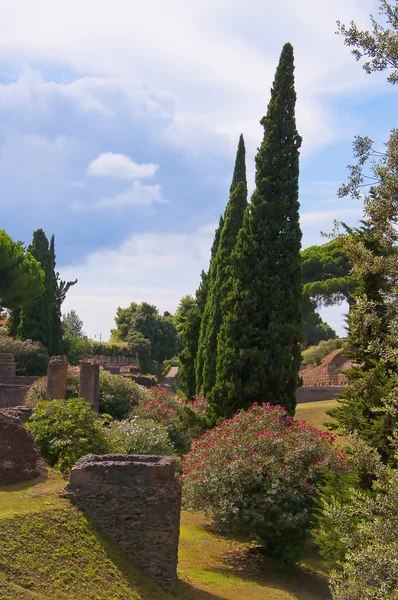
top-left (50, 235), bottom-right (77, 355)
top-left (179, 216), bottom-right (224, 397)
top-left (18, 229), bottom-right (55, 351)
top-left (210, 43), bottom-right (302, 419)
top-left (196, 135), bottom-right (247, 396)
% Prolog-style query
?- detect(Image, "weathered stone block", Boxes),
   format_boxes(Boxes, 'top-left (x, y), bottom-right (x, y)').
top-left (47, 356), bottom-right (67, 400)
top-left (0, 411), bottom-right (46, 485)
top-left (62, 454), bottom-right (181, 591)
top-left (0, 353), bottom-right (16, 377)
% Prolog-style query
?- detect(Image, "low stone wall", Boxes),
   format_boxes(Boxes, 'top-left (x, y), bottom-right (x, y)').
top-left (63, 454), bottom-right (181, 591)
top-left (0, 376), bottom-right (38, 386)
top-left (0, 383), bottom-right (27, 408)
top-left (296, 386), bottom-right (343, 404)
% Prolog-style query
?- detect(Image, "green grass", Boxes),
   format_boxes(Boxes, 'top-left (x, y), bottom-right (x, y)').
top-left (296, 400), bottom-right (338, 431)
top-left (0, 471), bottom-right (331, 600)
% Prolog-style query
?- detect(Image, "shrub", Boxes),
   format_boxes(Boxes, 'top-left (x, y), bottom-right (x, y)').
top-left (27, 398), bottom-right (109, 475)
top-left (182, 403), bottom-right (346, 562)
top-left (130, 388), bottom-right (209, 454)
top-left (320, 442), bottom-right (398, 599)
top-left (25, 366), bottom-right (148, 419)
top-left (106, 416), bottom-right (175, 455)
top-left (0, 336), bottom-right (49, 375)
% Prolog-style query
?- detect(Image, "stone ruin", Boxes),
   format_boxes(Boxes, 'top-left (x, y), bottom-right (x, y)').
top-left (46, 355), bottom-right (100, 410)
top-left (0, 353), bottom-right (38, 408)
top-left (63, 454), bottom-right (181, 591)
top-left (0, 410), bottom-right (46, 485)
top-left (301, 348), bottom-right (351, 387)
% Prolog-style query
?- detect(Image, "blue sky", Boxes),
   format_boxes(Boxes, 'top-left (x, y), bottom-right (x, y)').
top-left (0, 0), bottom-right (392, 339)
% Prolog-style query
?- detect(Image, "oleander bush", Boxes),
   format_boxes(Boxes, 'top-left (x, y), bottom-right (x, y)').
top-left (182, 402), bottom-right (346, 562)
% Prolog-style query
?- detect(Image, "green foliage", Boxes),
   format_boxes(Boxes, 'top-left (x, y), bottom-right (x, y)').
top-left (106, 416), bottom-right (175, 455)
top-left (110, 302), bottom-right (139, 341)
top-left (316, 442), bottom-right (398, 599)
top-left (15, 230), bottom-right (76, 355)
top-left (25, 366), bottom-right (148, 420)
top-left (178, 270), bottom-right (209, 398)
top-left (89, 340), bottom-right (131, 356)
top-left (123, 302), bottom-right (179, 371)
top-left (173, 295), bottom-right (196, 333)
top-left (130, 387), bottom-right (208, 454)
top-left (302, 302), bottom-right (337, 347)
top-left (302, 338), bottom-right (345, 366)
top-left (27, 397), bottom-right (109, 474)
top-left (183, 403), bottom-right (346, 563)
top-left (328, 134), bottom-right (398, 464)
top-left (0, 229), bottom-right (44, 310)
top-left (196, 135), bottom-right (247, 397)
top-left (337, 0), bottom-right (398, 85)
top-left (0, 335), bottom-right (49, 375)
top-left (62, 310), bottom-right (91, 365)
top-left (211, 43), bottom-right (302, 419)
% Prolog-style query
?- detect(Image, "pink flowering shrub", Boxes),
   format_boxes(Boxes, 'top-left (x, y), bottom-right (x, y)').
top-left (131, 388), bottom-right (209, 454)
top-left (25, 366), bottom-right (148, 419)
top-left (182, 403), bottom-right (346, 562)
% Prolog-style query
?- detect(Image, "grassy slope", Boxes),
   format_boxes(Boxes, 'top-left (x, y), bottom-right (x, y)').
top-left (0, 470), bottom-right (331, 600)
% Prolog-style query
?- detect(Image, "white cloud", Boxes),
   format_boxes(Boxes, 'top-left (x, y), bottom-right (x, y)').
top-left (301, 207), bottom-right (362, 226)
top-left (60, 224), bottom-right (217, 339)
top-left (71, 181), bottom-right (167, 211)
top-left (87, 152), bottom-right (159, 180)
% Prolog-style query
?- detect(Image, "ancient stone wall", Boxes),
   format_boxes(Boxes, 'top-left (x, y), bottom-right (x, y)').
top-left (63, 454), bottom-right (181, 591)
top-left (0, 384), bottom-right (26, 408)
top-left (47, 356), bottom-right (67, 400)
top-left (295, 386), bottom-right (343, 404)
top-left (0, 411), bottom-right (46, 485)
top-left (0, 353), bottom-right (16, 377)
top-left (301, 348), bottom-right (351, 387)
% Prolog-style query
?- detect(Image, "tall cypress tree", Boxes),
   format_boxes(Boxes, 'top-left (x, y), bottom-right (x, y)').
top-left (179, 216), bottom-right (224, 397)
top-left (196, 135), bottom-right (247, 396)
top-left (210, 43), bottom-right (302, 419)
top-left (50, 235), bottom-right (77, 355)
top-left (18, 229), bottom-right (55, 351)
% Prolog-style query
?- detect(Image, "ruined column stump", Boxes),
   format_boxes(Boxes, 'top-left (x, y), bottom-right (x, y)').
top-left (63, 454), bottom-right (181, 591)
top-left (79, 360), bottom-right (100, 411)
top-left (0, 353), bottom-right (16, 377)
top-left (47, 356), bottom-right (67, 400)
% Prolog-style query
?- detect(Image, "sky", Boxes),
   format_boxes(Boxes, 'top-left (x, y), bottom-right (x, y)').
top-left (0, 0), bottom-right (394, 340)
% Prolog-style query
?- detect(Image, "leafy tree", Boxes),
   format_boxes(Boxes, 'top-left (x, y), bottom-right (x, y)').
top-left (337, 0), bottom-right (398, 85)
top-left (211, 43), bottom-right (302, 419)
top-left (328, 2), bottom-right (398, 463)
top-left (62, 310), bottom-right (90, 365)
top-left (0, 230), bottom-right (44, 310)
top-left (174, 295), bottom-right (196, 333)
top-left (126, 302), bottom-right (179, 370)
top-left (196, 135), bottom-right (247, 396)
top-left (110, 302), bottom-right (139, 341)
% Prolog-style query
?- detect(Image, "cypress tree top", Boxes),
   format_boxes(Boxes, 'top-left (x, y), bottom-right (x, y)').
top-left (211, 43), bottom-right (302, 418)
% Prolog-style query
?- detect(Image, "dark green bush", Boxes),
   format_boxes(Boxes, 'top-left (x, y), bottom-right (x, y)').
top-left (0, 336), bottom-right (49, 375)
top-left (27, 397), bottom-right (109, 475)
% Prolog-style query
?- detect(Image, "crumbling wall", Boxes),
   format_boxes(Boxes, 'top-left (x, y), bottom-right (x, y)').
top-left (301, 348), bottom-right (351, 387)
top-left (63, 454), bottom-right (181, 591)
top-left (0, 411), bottom-right (46, 485)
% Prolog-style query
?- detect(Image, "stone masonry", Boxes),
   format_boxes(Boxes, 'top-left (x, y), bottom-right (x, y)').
top-left (0, 353), bottom-right (16, 377)
top-left (63, 454), bottom-right (181, 591)
top-left (301, 348), bottom-right (351, 387)
top-left (0, 411), bottom-right (46, 485)
top-left (47, 356), bottom-right (67, 400)
top-left (79, 360), bottom-right (100, 411)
